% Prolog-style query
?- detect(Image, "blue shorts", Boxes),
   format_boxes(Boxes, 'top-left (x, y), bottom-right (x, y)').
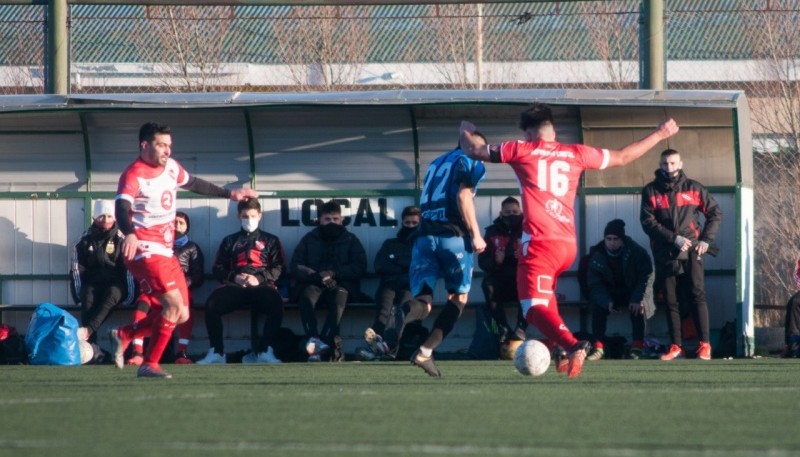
top-left (410, 234), bottom-right (474, 296)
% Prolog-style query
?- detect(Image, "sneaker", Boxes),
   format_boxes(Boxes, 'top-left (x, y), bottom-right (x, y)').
top-left (126, 353), bottom-right (144, 367)
top-left (411, 349), bottom-right (441, 377)
top-left (242, 347), bottom-right (282, 365)
top-left (696, 341), bottom-right (712, 360)
top-left (628, 347), bottom-right (644, 360)
top-left (364, 328), bottom-right (390, 355)
top-left (587, 347), bottom-right (604, 361)
top-left (307, 354), bottom-right (322, 362)
top-left (660, 344), bottom-right (685, 361)
top-left (554, 348), bottom-right (568, 373)
top-left (109, 328), bottom-right (131, 370)
top-left (174, 351), bottom-right (193, 364)
top-left (567, 341), bottom-right (590, 379)
top-left (137, 363), bottom-right (172, 379)
top-left (305, 337), bottom-right (330, 356)
top-left (196, 348), bottom-right (226, 365)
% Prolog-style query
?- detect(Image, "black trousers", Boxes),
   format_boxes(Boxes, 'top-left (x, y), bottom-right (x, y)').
top-left (80, 282), bottom-right (124, 343)
top-left (372, 280), bottom-right (413, 336)
top-left (480, 275), bottom-right (527, 332)
top-left (656, 250), bottom-right (710, 345)
top-left (785, 291), bottom-right (800, 344)
top-left (591, 294), bottom-right (646, 344)
top-left (298, 284), bottom-right (347, 345)
top-left (204, 285), bottom-right (284, 354)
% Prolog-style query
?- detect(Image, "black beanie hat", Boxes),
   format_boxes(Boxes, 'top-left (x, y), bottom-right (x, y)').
top-left (604, 219), bottom-right (625, 238)
top-left (175, 211), bottom-right (190, 233)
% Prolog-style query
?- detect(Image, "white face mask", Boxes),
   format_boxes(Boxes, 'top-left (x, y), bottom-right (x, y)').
top-left (241, 218), bottom-right (259, 233)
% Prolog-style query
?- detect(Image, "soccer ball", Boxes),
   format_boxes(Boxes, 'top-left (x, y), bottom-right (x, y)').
top-left (513, 339), bottom-right (551, 376)
top-left (500, 339), bottom-right (524, 361)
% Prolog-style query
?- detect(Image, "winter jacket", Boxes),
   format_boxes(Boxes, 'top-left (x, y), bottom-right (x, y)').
top-left (175, 240), bottom-right (205, 291)
top-left (70, 223), bottom-right (135, 306)
top-left (212, 229), bottom-right (285, 289)
top-left (584, 236), bottom-right (655, 319)
top-left (477, 216), bottom-right (522, 281)
top-left (374, 229), bottom-right (415, 289)
top-left (291, 226), bottom-right (367, 300)
top-left (640, 169), bottom-right (722, 274)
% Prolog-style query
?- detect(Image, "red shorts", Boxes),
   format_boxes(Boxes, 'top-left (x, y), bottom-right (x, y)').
top-left (516, 238), bottom-right (577, 314)
top-left (125, 254), bottom-right (189, 307)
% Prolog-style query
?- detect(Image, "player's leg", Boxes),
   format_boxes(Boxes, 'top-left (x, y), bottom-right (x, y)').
top-left (389, 235), bottom-right (436, 353)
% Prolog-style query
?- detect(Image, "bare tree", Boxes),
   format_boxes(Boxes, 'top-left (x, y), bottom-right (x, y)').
top-left (135, 5), bottom-right (237, 92)
top-left (270, 6), bottom-right (371, 91)
top-left (577, 1), bottom-right (638, 89)
top-left (743, 8), bottom-right (800, 306)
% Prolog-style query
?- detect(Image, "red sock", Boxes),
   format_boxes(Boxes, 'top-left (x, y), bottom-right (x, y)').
top-left (132, 309), bottom-right (147, 323)
top-left (176, 312), bottom-right (193, 353)
top-left (144, 314), bottom-right (177, 365)
top-left (594, 341), bottom-right (605, 350)
top-left (131, 312), bottom-right (158, 340)
top-left (632, 339), bottom-right (645, 349)
top-left (526, 302), bottom-right (578, 350)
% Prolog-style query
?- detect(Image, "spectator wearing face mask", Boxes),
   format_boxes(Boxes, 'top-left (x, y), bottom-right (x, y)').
top-left (196, 198), bottom-right (287, 365)
top-left (71, 200), bottom-right (135, 344)
top-left (361, 206), bottom-right (421, 360)
top-left (291, 200), bottom-right (367, 362)
top-left (477, 196), bottom-right (528, 346)
top-left (583, 219), bottom-right (654, 360)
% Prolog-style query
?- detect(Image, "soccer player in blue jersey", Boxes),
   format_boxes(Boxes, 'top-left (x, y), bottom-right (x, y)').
top-left (388, 132), bottom-right (488, 377)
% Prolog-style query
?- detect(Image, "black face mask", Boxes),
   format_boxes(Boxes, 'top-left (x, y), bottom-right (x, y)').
top-left (320, 223), bottom-right (345, 239)
top-left (397, 226), bottom-right (417, 241)
top-left (656, 168), bottom-right (679, 182)
top-left (501, 215), bottom-right (523, 230)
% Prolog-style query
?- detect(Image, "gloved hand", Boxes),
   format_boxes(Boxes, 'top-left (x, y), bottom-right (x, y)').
top-left (674, 235), bottom-right (691, 251)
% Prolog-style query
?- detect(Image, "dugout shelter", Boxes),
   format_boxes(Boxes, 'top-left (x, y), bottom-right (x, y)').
top-left (0, 89), bottom-right (754, 356)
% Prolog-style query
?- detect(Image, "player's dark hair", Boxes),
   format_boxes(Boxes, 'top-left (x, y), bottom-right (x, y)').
top-left (401, 206), bottom-right (421, 219)
top-left (457, 130), bottom-right (487, 150)
top-left (139, 122), bottom-right (171, 143)
top-left (321, 200), bottom-right (342, 216)
top-left (501, 196), bottom-right (520, 208)
top-left (661, 148), bottom-right (680, 158)
top-left (519, 103), bottom-right (554, 131)
top-left (237, 198), bottom-right (261, 215)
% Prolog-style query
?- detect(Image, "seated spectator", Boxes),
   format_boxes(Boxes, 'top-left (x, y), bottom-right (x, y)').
top-left (197, 198), bottom-right (286, 365)
top-left (291, 200), bottom-right (367, 362)
top-left (477, 196), bottom-right (527, 344)
top-left (362, 206), bottom-right (421, 359)
top-left (127, 211), bottom-right (204, 365)
top-left (783, 258), bottom-right (800, 357)
top-left (583, 219), bottom-right (654, 360)
top-left (71, 200), bottom-right (135, 343)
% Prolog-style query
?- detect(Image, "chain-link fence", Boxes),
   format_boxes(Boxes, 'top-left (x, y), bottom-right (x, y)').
top-left (1, 1), bottom-right (799, 307)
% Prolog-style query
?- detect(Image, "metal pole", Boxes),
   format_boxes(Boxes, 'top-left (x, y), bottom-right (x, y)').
top-left (46, 0), bottom-right (69, 94)
top-left (646, 0), bottom-right (664, 90)
top-left (475, 3), bottom-right (483, 90)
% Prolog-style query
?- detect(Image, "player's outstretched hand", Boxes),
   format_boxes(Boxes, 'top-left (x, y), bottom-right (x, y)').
top-left (657, 118), bottom-right (679, 140)
top-left (230, 188), bottom-right (258, 201)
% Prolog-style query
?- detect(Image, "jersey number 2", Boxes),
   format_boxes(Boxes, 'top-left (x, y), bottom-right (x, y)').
top-left (419, 162), bottom-right (453, 205)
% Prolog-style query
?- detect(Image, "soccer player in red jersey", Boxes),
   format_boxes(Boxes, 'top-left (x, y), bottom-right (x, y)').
top-left (459, 104), bottom-right (679, 378)
top-left (110, 122), bottom-right (257, 378)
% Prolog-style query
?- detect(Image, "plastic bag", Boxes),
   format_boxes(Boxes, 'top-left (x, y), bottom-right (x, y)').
top-left (25, 303), bottom-right (81, 366)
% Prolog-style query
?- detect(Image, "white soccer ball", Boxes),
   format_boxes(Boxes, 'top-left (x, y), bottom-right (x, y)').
top-left (513, 339), bottom-right (551, 376)
top-left (79, 340), bottom-right (94, 365)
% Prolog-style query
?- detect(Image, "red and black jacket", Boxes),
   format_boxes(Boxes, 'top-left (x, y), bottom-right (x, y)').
top-left (211, 229), bottom-right (286, 289)
top-left (640, 169), bottom-right (722, 267)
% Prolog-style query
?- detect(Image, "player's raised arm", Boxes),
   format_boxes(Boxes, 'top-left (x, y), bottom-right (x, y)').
top-left (459, 121), bottom-right (491, 161)
top-left (606, 118), bottom-right (680, 168)
top-left (181, 176), bottom-right (258, 201)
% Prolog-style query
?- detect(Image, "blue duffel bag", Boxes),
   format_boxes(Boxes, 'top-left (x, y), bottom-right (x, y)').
top-left (25, 303), bottom-right (81, 366)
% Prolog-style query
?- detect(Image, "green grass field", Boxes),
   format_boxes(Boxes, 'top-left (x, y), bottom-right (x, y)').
top-left (1, 358), bottom-right (799, 457)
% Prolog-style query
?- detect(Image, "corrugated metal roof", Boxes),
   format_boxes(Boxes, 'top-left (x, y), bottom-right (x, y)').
top-left (0, 89), bottom-right (747, 113)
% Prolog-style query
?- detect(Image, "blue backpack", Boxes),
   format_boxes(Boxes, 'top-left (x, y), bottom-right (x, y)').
top-left (25, 303), bottom-right (82, 366)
